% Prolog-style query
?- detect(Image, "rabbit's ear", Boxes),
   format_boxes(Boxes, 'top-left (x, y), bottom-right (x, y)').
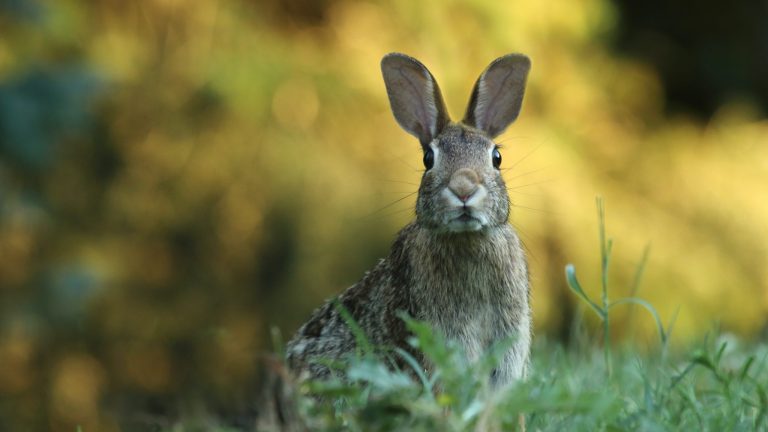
top-left (381, 53), bottom-right (450, 146)
top-left (463, 54), bottom-right (531, 138)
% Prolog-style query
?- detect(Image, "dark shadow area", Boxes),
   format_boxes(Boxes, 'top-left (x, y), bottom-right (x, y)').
top-left (611, 0), bottom-right (768, 117)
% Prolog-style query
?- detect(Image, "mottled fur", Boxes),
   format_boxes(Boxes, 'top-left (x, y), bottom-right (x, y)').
top-left (286, 53), bottom-right (532, 388)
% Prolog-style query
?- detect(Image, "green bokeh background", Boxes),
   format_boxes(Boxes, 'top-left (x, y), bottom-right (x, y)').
top-left (0, 0), bottom-right (766, 430)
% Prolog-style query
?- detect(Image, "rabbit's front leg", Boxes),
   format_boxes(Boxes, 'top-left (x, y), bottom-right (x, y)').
top-left (489, 319), bottom-right (531, 388)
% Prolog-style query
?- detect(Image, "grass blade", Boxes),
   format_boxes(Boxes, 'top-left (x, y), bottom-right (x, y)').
top-left (610, 297), bottom-right (668, 344)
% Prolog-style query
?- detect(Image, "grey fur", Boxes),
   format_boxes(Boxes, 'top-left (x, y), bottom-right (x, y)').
top-left (286, 53), bottom-right (532, 388)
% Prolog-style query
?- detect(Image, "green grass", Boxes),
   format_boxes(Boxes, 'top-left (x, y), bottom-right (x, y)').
top-left (246, 199), bottom-right (767, 431)
top-left (270, 324), bottom-right (764, 432)
top-left (285, 321), bottom-right (766, 431)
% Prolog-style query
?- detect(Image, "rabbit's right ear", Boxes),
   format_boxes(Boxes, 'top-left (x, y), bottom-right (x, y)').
top-left (381, 53), bottom-right (450, 146)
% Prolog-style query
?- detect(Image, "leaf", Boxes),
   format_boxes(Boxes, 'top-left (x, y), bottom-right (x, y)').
top-left (565, 264), bottom-right (605, 320)
top-left (629, 245), bottom-right (651, 297)
top-left (739, 356), bottom-right (755, 381)
top-left (347, 359), bottom-right (414, 392)
top-left (610, 297), bottom-right (667, 344)
top-left (393, 347), bottom-right (433, 395)
top-left (334, 300), bottom-right (375, 355)
top-left (461, 398), bottom-right (485, 422)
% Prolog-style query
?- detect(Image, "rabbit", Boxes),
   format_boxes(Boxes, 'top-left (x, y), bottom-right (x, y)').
top-left (286, 52), bottom-right (532, 388)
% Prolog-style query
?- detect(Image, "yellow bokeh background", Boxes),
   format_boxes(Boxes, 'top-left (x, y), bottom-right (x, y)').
top-left (0, 0), bottom-right (766, 429)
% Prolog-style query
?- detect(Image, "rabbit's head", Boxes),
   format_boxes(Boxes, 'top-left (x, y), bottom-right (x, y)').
top-left (381, 53), bottom-right (531, 233)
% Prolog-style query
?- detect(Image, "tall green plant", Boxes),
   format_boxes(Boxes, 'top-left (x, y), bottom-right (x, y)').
top-left (565, 197), bottom-right (674, 376)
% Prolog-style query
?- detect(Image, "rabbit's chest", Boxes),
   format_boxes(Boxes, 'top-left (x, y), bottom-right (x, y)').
top-left (406, 225), bottom-right (530, 362)
top-left (421, 278), bottom-right (518, 361)
top-left (439, 304), bottom-right (500, 360)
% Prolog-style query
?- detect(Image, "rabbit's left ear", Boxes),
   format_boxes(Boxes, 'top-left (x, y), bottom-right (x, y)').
top-left (463, 54), bottom-right (531, 138)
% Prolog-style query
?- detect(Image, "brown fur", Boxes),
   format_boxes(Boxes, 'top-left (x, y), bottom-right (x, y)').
top-left (286, 53), bottom-right (532, 388)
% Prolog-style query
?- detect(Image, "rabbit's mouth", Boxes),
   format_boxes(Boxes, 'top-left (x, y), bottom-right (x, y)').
top-left (444, 210), bottom-right (484, 232)
top-left (456, 213), bottom-right (476, 223)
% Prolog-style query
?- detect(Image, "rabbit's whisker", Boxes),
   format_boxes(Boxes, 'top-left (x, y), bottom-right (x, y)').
top-left (386, 150), bottom-right (421, 172)
top-left (511, 203), bottom-right (557, 215)
top-left (375, 206), bottom-right (416, 220)
top-left (502, 166), bottom-right (549, 179)
top-left (506, 179), bottom-right (556, 190)
top-left (379, 179), bottom-right (420, 186)
top-left (360, 191), bottom-right (418, 219)
top-left (351, 204), bottom-right (415, 225)
top-left (507, 190), bottom-right (540, 197)
top-left (506, 143), bottom-right (542, 171)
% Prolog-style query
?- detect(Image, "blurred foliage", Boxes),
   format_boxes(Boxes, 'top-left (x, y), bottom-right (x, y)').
top-left (0, 0), bottom-right (766, 430)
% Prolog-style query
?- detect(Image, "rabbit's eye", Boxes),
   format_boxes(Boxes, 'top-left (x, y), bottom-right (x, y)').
top-left (423, 148), bottom-right (435, 170)
top-left (492, 148), bottom-right (502, 169)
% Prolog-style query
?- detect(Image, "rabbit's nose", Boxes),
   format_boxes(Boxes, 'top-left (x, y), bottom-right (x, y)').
top-left (449, 168), bottom-right (480, 202)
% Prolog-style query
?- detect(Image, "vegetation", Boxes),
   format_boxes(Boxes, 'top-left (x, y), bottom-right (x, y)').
top-left (280, 323), bottom-right (767, 431)
top-left (259, 201), bottom-right (768, 431)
